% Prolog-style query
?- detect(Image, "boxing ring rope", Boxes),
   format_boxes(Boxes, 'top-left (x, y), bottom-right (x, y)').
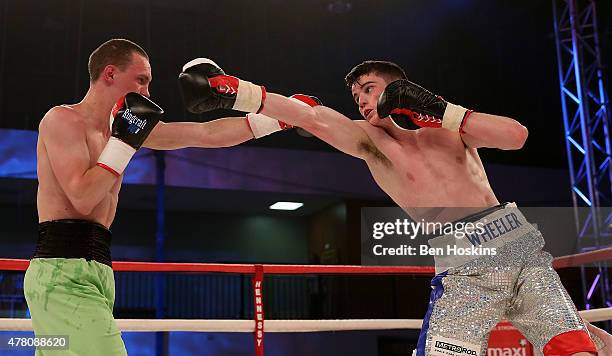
top-left (1, 308), bottom-right (611, 332)
top-left (0, 318), bottom-right (425, 332)
top-left (1, 246), bottom-right (609, 273)
top-left (0, 258), bottom-right (435, 274)
top-left (1, 247), bottom-right (611, 355)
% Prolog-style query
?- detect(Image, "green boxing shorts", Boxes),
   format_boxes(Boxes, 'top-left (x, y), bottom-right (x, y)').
top-left (23, 220), bottom-right (126, 356)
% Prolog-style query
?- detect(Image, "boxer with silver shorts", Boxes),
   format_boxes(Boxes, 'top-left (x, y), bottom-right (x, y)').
top-left (417, 203), bottom-right (597, 356)
top-left (176, 59), bottom-right (600, 356)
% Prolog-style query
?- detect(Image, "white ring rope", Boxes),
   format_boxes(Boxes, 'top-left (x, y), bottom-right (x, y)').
top-left (1, 308), bottom-right (610, 333)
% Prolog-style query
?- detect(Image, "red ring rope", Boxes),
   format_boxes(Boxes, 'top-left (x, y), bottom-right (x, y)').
top-left (1, 247), bottom-right (611, 274)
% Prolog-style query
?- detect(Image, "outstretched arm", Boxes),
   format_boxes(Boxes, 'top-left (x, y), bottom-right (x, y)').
top-left (143, 117), bottom-right (254, 150)
top-left (261, 93), bottom-right (378, 159)
top-left (177, 57), bottom-right (382, 160)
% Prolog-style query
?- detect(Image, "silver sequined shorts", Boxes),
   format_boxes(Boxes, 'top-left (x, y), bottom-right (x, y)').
top-left (416, 203), bottom-right (597, 356)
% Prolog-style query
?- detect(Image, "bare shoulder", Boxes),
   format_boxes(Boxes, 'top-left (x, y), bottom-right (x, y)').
top-left (354, 120), bottom-right (403, 145)
top-left (39, 105), bottom-right (85, 140)
top-left (354, 120), bottom-right (396, 139)
top-left (353, 120), bottom-right (384, 139)
top-left (354, 120), bottom-right (373, 131)
top-left (40, 106), bottom-right (83, 129)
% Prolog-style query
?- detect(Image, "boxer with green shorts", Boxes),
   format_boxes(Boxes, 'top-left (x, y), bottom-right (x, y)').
top-left (24, 220), bottom-right (125, 356)
top-left (31, 38), bottom-right (285, 355)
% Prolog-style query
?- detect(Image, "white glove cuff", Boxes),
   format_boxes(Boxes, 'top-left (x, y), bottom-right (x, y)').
top-left (97, 137), bottom-right (136, 176)
top-left (247, 113), bottom-right (283, 139)
top-left (442, 102), bottom-right (468, 132)
top-left (234, 80), bottom-right (263, 113)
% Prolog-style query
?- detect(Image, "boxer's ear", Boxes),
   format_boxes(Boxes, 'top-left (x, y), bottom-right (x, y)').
top-left (101, 65), bottom-right (117, 84)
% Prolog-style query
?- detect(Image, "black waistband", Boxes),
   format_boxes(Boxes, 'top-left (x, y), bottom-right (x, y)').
top-left (453, 203), bottom-right (509, 224)
top-left (33, 219), bottom-right (112, 268)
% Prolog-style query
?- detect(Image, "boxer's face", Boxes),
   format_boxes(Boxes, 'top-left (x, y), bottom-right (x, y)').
top-left (113, 53), bottom-right (152, 98)
top-left (351, 72), bottom-right (388, 126)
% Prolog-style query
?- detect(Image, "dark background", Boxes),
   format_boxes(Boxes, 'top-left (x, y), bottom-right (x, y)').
top-left (0, 1), bottom-right (610, 353)
top-left (0, 0), bottom-right (610, 167)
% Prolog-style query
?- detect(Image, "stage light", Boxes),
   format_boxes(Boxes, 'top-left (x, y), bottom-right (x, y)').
top-left (269, 202), bottom-right (303, 211)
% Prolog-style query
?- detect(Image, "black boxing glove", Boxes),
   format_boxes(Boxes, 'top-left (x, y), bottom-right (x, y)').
top-left (97, 93), bottom-right (163, 176)
top-left (377, 79), bottom-right (473, 132)
top-left (179, 58), bottom-right (266, 114)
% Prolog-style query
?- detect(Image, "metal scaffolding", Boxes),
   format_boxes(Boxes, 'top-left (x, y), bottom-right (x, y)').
top-left (553, 0), bottom-right (611, 311)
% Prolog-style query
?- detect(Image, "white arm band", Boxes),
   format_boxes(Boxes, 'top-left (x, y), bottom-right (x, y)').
top-left (234, 80), bottom-right (263, 113)
top-left (247, 113), bottom-right (285, 139)
top-left (442, 102), bottom-right (469, 132)
top-left (96, 137), bottom-right (136, 176)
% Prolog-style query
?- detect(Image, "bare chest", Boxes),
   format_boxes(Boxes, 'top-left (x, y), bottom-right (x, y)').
top-left (86, 130), bottom-right (110, 165)
top-left (371, 128), bottom-right (468, 173)
top-left (364, 128), bottom-right (490, 205)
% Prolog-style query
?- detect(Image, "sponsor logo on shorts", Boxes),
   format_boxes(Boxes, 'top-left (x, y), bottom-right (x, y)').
top-left (430, 336), bottom-right (482, 356)
top-left (434, 341), bottom-right (478, 355)
top-left (487, 347), bottom-right (526, 356)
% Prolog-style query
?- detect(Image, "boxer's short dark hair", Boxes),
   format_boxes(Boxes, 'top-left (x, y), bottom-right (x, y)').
top-left (88, 39), bottom-right (149, 82)
top-left (345, 60), bottom-right (407, 88)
